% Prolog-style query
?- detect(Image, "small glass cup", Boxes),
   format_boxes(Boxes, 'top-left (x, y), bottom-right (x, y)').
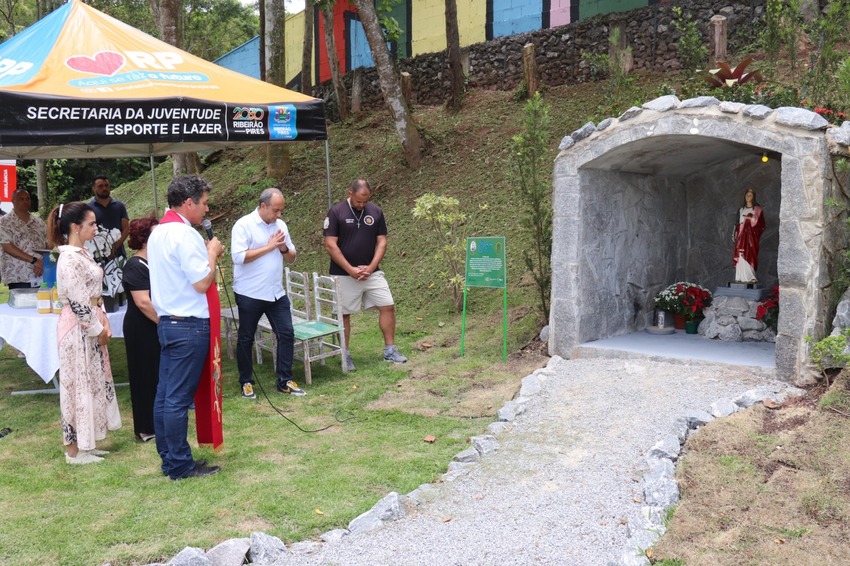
top-left (657, 310), bottom-right (666, 328)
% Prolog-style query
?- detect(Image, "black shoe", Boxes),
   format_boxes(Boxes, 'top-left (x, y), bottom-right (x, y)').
top-left (173, 464), bottom-right (220, 480)
top-left (162, 459), bottom-right (208, 476)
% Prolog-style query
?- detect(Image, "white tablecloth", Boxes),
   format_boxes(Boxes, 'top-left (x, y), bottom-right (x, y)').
top-left (0, 303), bottom-right (126, 384)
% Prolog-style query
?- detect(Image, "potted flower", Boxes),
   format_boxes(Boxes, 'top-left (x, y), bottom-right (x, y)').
top-left (680, 283), bottom-right (713, 333)
top-left (654, 281), bottom-right (712, 330)
top-left (756, 286), bottom-right (779, 332)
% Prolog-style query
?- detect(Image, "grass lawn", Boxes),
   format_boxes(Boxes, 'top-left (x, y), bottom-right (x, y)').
top-left (0, 288), bottom-right (544, 565)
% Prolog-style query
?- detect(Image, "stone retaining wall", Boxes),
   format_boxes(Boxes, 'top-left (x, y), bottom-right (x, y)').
top-left (699, 295), bottom-right (776, 342)
top-left (315, 0), bottom-right (766, 114)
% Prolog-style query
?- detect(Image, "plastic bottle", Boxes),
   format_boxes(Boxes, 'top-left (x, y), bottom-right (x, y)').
top-left (51, 285), bottom-right (62, 314)
top-left (37, 283), bottom-right (51, 314)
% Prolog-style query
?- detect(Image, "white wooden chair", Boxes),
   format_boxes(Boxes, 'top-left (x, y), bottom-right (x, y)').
top-left (254, 268), bottom-right (312, 366)
top-left (222, 304), bottom-right (268, 363)
top-left (291, 273), bottom-right (349, 384)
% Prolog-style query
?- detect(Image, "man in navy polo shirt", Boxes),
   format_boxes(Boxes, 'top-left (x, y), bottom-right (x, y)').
top-left (88, 175), bottom-right (129, 260)
top-left (323, 179), bottom-right (407, 370)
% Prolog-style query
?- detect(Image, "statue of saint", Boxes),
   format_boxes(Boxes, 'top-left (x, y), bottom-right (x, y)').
top-left (732, 187), bottom-right (765, 283)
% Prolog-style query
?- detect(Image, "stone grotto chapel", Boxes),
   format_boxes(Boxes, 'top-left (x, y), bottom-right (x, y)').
top-left (549, 94), bottom-right (850, 385)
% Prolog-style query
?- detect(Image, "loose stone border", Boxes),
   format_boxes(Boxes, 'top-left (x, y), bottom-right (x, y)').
top-left (617, 383), bottom-right (807, 566)
top-left (137, 356), bottom-right (806, 566)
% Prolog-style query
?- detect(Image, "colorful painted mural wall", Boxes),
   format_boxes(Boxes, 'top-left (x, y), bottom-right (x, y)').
top-left (218, 0), bottom-right (666, 89)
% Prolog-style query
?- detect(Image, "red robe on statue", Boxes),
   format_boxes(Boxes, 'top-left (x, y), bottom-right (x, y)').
top-left (159, 209), bottom-right (224, 451)
top-left (733, 205), bottom-right (765, 270)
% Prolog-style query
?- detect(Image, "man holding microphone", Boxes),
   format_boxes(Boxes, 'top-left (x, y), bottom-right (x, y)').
top-left (148, 175), bottom-right (224, 480)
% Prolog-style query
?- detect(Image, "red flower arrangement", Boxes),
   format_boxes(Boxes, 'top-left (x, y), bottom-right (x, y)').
top-left (756, 286), bottom-right (779, 331)
top-left (680, 284), bottom-right (713, 321)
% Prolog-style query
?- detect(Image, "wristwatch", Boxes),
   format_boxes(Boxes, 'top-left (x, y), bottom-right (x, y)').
top-left (29, 256), bottom-right (37, 264)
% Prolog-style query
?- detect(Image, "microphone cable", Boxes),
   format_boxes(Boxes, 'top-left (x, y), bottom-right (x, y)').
top-left (208, 222), bottom-right (362, 433)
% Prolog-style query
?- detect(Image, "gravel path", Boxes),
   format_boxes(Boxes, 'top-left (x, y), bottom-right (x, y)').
top-left (273, 356), bottom-right (788, 566)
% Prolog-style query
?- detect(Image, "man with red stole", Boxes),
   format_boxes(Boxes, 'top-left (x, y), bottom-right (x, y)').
top-left (148, 175), bottom-right (224, 480)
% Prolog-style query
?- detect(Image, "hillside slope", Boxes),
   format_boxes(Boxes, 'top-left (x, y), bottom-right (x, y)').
top-left (116, 75), bottom-right (667, 349)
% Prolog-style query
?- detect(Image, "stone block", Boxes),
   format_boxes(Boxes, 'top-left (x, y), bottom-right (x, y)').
top-left (647, 435), bottom-right (681, 460)
top-left (487, 421), bottom-right (510, 435)
top-left (248, 533), bottom-right (287, 565)
top-left (497, 400), bottom-right (525, 422)
top-left (719, 101), bottom-right (745, 114)
top-left (775, 107), bottom-right (829, 130)
top-left (743, 104), bottom-right (772, 119)
top-left (320, 529), bottom-right (349, 543)
top-left (571, 121), bottom-right (597, 142)
top-left (347, 510), bottom-right (384, 534)
top-left (680, 96), bottom-right (720, 108)
top-left (205, 539), bottom-right (249, 566)
top-left (471, 435), bottom-right (499, 455)
top-left (738, 316), bottom-right (765, 331)
top-left (371, 492), bottom-right (404, 522)
top-left (520, 373), bottom-right (544, 396)
top-left (683, 409), bottom-right (714, 428)
top-left (717, 323), bottom-right (742, 342)
top-left (619, 106), bottom-right (642, 121)
top-left (453, 446), bottom-right (480, 463)
top-left (710, 398), bottom-right (739, 417)
top-left (167, 548), bottom-right (209, 566)
top-left (558, 135), bottom-right (575, 151)
top-left (776, 222), bottom-right (810, 287)
top-left (643, 95), bottom-right (680, 112)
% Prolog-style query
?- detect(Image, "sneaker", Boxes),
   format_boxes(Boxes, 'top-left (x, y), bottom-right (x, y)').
top-left (241, 383), bottom-right (256, 399)
top-left (65, 452), bottom-right (104, 465)
top-left (344, 350), bottom-right (356, 372)
top-left (276, 380), bottom-right (306, 396)
top-left (383, 345), bottom-right (408, 364)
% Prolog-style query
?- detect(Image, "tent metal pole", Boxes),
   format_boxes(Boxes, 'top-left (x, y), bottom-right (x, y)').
top-left (149, 147), bottom-right (157, 213)
top-left (324, 139), bottom-right (332, 210)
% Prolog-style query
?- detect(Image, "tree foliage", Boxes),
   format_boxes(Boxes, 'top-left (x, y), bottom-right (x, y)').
top-left (509, 92), bottom-right (552, 321)
top-left (412, 193), bottom-right (467, 312)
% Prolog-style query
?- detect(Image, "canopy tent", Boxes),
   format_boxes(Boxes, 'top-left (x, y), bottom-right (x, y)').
top-left (0, 0), bottom-right (327, 160)
top-left (0, 0), bottom-right (331, 449)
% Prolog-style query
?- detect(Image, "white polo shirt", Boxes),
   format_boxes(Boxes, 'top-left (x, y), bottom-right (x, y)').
top-left (231, 208), bottom-right (295, 301)
top-left (148, 212), bottom-right (211, 318)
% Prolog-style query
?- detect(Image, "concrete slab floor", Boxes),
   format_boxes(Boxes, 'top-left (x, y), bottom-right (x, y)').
top-left (573, 329), bottom-right (775, 373)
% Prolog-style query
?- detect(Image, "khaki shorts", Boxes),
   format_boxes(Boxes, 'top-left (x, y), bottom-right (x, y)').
top-left (335, 271), bottom-right (395, 314)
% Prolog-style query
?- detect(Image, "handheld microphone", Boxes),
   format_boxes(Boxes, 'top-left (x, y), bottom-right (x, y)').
top-left (201, 219), bottom-right (213, 240)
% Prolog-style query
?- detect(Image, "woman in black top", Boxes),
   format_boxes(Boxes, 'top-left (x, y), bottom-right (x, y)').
top-left (122, 216), bottom-right (159, 442)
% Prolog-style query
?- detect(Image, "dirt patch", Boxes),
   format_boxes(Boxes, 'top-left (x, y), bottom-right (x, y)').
top-left (367, 339), bottom-right (549, 418)
top-left (651, 371), bottom-right (850, 565)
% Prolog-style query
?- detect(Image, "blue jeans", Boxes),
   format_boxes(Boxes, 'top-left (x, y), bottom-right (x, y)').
top-left (154, 316), bottom-right (209, 479)
top-left (235, 293), bottom-right (294, 387)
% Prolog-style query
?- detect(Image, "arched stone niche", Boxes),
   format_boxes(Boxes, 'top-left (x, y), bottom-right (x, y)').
top-left (549, 96), bottom-right (850, 385)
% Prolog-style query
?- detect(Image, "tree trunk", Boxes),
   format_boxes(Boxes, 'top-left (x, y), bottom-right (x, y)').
top-left (265, 0), bottom-right (291, 183)
top-left (35, 160), bottom-right (47, 213)
top-left (322, 5), bottom-right (349, 120)
top-left (445, 0), bottom-right (464, 112)
top-left (156, 0), bottom-right (200, 176)
top-left (301, 0), bottom-right (314, 95)
top-left (351, 0), bottom-right (423, 169)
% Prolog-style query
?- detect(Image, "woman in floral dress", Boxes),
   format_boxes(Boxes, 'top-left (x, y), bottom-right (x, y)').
top-left (47, 201), bottom-right (121, 465)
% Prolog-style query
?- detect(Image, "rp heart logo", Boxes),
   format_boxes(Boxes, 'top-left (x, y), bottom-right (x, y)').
top-left (65, 51), bottom-right (125, 76)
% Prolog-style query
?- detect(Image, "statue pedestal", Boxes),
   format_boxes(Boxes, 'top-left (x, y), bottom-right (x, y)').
top-left (714, 283), bottom-right (770, 301)
top-left (702, 294), bottom-right (775, 342)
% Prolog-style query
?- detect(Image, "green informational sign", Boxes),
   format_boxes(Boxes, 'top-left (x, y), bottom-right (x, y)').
top-left (464, 237), bottom-right (506, 288)
top-left (461, 236), bottom-right (507, 361)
